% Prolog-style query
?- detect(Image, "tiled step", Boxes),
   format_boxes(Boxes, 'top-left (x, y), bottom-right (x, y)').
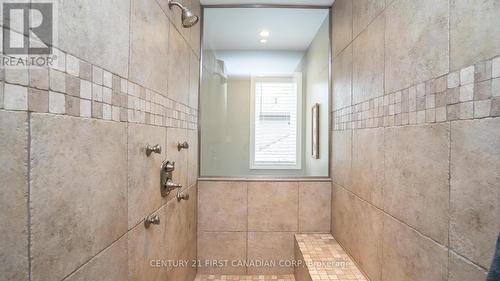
top-left (294, 234), bottom-right (367, 281)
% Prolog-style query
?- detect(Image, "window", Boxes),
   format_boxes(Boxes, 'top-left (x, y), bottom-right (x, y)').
top-left (250, 74), bottom-right (302, 169)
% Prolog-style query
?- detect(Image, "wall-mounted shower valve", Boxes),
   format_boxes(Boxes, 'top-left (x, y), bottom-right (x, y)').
top-left (177, 141), bottom-right (189, 151)
top-left (160, 160), bottom-right (182, 197)
top-left (144, 214), bottom-right (160, 228)
top-left (146, 144), bottom-right (162, 156)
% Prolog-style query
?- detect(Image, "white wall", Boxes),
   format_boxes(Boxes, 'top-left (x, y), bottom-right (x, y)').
top-left (303, 17), bottom-right (330, 176)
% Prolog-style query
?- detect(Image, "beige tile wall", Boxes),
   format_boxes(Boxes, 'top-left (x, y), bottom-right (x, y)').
top-left (0, 0), bottom-right (201, 281)
top-left (330, 1), bottom-right (500, 281)
top-left (197, 180), bottom-right (332, 275)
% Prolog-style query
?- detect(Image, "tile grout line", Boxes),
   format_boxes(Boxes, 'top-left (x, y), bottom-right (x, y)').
top-left (333, 181), bottom-right (489, 272)
top-left (447, 119), bottom-right (452, 277)
top-left (447, 0), bottom-right (452, 276)
top-left (380, 2), bottom-right (387, 279)
top-left (61, 182), bottom-right (200, 281)
top-left (27, 111), bottom-right (32, 281)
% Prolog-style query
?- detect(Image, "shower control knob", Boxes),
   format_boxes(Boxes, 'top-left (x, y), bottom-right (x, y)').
top-left (177, 141), bottom-right (189, 151)
top-left (176, 188), bottom-right (189, 201)
top-left (145, 144), bottom-right (162, 156)
top-left (144, 214), bottom-right (160, 228)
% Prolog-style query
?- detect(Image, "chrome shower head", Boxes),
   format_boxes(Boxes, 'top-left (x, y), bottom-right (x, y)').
top-left (168, 0), bottom-right (199, 28)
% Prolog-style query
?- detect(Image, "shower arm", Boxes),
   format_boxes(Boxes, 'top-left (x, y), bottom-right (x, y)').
top-left (168, 1), bottom-right (185, 11)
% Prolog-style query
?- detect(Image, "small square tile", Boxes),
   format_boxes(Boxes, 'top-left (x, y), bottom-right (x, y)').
top-left (65, 75), bottom-right (80, 97)
top-left (103, 87), bottom-right (112, 104)
top-left (491, 98), bottom-right (500, 117)
top-left (121, 78), bottom-right (128, 94)
top-left (435, 92), bottom-right (447, 108)
top-left (102, 103), bottom-right (112, 120)
top-left (128, 81), bottom-right (135, 96)
top-left (66, 54), bottom-right (80, 77)
top-left (50, 48), bottom-right (66, 72)
top-left (49, 91), bottom-right (65, 114)
top-left (92, 101), bottom-right (103, 118)
top-left (120, 107), bottom-right (127, 121)
top-left (435, 76), bottom-right (447, 93)
top-left (80, 80), bottom-right (92, 100)
top-left (493, 78), bottom-right (500, 97)
top-left (65, 95), bottom-right (80, 117)
top-left (492, 57), bottom-right (500, 78)
top-left (474, 60), bottom-right (492, 82)
top-left (426, 94), bottom-right (435, 109)
top-left (474, 80), bottom-right (491, 100)
top-left (460, 65), bottom-right (475, 85)
top-left (29, 67), bottom-right (49, 90)
top-left (103, 71), bottom-right (112, 88)
top-left (112, 106), bottom-right (120, 121)
top-left (49, 69), bottom-right (66, 93)
top-left (459, 102), bottom-right (474, 120)
top-left (92, 84), bottom-right (103, 102)
top-left (474, 100), bottom-right (491, 118)
top-left (92, 65), bottom-right (103, 85)
top-left (416, 96), bottom-right (426, 111)
top-left (112, 75), bottom-right (121, 92)
top-left (395, 114), bottom-right (402, 125)
top-left (28, 88), bottom-right (48, 113)
top-left (447, 71), bottom-right (460, 88)
top-left (4, 84), bottom-right (28, 110)
top-left (120, 93), bottom-right (128, 108)
top-left (446, 88), bottom-right (460, 104)
top-left (79, 61), bottom-right (92, 80)
top-left (111, 91), bottom-right (121, 106)
top-left (80, 99), bottom-right (91, 117)
top-left (447, 104), bottom-right (459, 120)
top-left (435, 107), bottom-right (446, 122)
top-left (459, 85), bottom-right (474, 102)
top-left (409, 111), bottom-right (417, 124)
top-left (425, 108), bottom-right (435, 123)
top-left (5, 68), bottom-right (29, 85)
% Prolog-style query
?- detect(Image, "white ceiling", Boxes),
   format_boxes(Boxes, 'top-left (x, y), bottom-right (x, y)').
top-left (203, 8), bottom-right (329, 51)
top-left (200, 0), bottom-right (334, 6)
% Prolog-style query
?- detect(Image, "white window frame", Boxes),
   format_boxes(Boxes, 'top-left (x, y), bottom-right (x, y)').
top-left (249, 73), bottom-right (303, 170)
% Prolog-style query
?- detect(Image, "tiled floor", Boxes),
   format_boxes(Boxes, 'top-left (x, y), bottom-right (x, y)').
top-left (296, 234), bottom-right (367, 281)
top-left (195, 274), bottom-right (295, 281)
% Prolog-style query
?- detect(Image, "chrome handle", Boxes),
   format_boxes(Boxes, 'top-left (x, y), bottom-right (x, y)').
top-left (161, 160), bottom-right (175, 172)
top-left (177, 141), bottom-right (189, 151)
top-left (146, 144), bottom-right (162, 156)
top-left (164, 178), bottom-right (182, 189)
top-left (144, 214), bottom-right (160, 228)
top-left (161, 178), bottom-right (182, 197)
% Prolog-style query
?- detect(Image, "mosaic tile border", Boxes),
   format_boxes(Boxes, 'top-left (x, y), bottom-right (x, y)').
top-left (195, 274), bottom-right (295, 281)
top-left (0, 48), bottom-right (198, 130)
top-left (295, 234), bottom-right (367, 281)
top-left (333, 56), bottom-right (500, 131)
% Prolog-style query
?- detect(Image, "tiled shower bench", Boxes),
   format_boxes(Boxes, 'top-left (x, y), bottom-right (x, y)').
top-left (294, 234), bottom-right (367, 281)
